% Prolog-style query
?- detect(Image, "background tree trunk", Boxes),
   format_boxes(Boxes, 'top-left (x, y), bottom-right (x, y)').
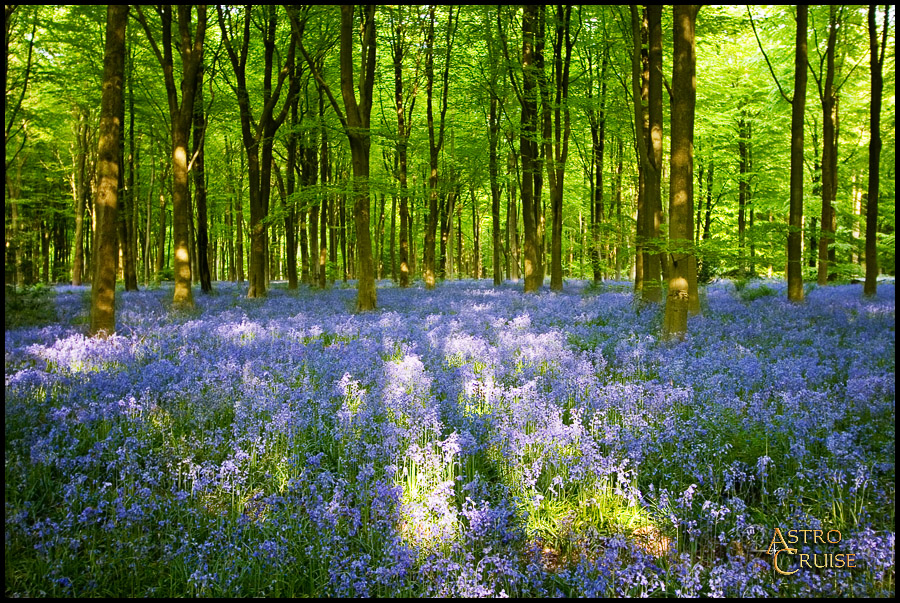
top-left (519, 5), bottom-right (542, 293)
top-left (193, 62), bottom-right (212, 293)
top-left (864, 5), bottom-right (888, 297)
top-left (643, 5), bottom-right (663, 303)
top-left (816, 6), bottom-right (839, 285)
top-left (787, 5), bottom-right (808, 303)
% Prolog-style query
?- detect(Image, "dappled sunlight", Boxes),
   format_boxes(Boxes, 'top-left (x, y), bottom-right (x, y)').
top-left (4, 280), bottom-right (895, 597)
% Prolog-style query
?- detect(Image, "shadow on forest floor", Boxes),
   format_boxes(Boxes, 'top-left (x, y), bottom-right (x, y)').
top-left (5, 285), bottom-right (58, 329)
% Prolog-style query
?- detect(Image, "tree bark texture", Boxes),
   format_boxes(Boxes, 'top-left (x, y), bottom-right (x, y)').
top-left (664, 5), bottom-right (699, 340)
top-left (90, 4), bottom-right (128, 337)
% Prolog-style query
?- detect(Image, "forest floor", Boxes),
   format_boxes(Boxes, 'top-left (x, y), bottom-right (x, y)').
top-left (5, 278), bottom-right (895, 597)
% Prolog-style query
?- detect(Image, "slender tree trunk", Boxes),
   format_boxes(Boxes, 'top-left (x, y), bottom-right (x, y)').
top-left (489, 96), bottom-right (502, 286)
top-left (320, 192), bottom-right (329, 287)
top-left (472, 189), bottom-right (481, 279)
top-left (851, 175), bottom-right (861, 264)
top-left (121, 57), bottom-right (138, 291)
top-left (91, 4), bottom-right (128, 336)
top-left (155, 181), bottom-right (166, 275)
top-left (738, 113), bottom-right (749, 276)
top-left (318, 89), bottom-right (328, 288)
top-left (507, 147), bottom-right (520, 281)
top-left (614, 138), bottom-right (623, 280)
top-left (376, 192), bottom-right (386, 279)
top-left (748, 134), bottom-right (756, 277)
top-left (72, 109), bottom-right (91, 286)
top-left (817, 5), bottom-right (839, 285)
top-left (193, 64), bottom-right (211, 293)
top-left (630, 6), bottom-right (652, 299)
top-left (389, 8), bottom-right (415, 288)
top-left (643, 5), bottom-right (663, 303)
top-left (864, 5), bottom-right (888, 297)
top-left (235, 146), bottom-right (245, 282)
top-left (540, 5), bottom-right (574, 292)
top-left (423, 6), bottom-right (455, 290)
top-left (787, 5), bottom-right (808, 303)
top-left (519, 4), bottom-right (541, 292)
top-left (390, 193), bottom-right (397, 281)
top-left (589, 47), bottom-right (608, 284)
top-left (285, 90), bottom-right (301, 290)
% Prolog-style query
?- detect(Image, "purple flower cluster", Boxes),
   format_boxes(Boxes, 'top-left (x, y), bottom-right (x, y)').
top-left (5, 279), bottom-right (894, 596)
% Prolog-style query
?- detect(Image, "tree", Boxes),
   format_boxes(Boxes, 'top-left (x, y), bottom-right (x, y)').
top-left (301, 5), bottom-right (378, 310)
top-left (510, 4), bottom-right (544, 293)
top-left (864, 6), bottom-right (890, 297)
top-left (539, 5), bottom-right (576, 292)
top-left (134, 5), bottom-right (207, 308)
top-left (70, 107), bottom-right (94, 286)
top-left (482, 7), bottom-right (504, 287)
top-left (119, 36), bottom-right (138, 292)
top-left (787, 6), bottom-right (809, 303)
top-left (386, 5), bottom-right (420, 289)
top-left (810, 6), bottom-right (842, 285)
top-left (192, 60), bottom-right (212, 293)
top-left (630, 6), bottom-right (663, 303)
top-left (423, 5), bottom-right (456, 290)
top-left (218, 5), bottom-right (298, 298)
top-left (751, 5), bottom-right (808, 302)
top-left (3, 5), bottom-right (893, 299)
top-left (581, 11), bottom-right (609, 284)
top-left (664, 5), bottom-right (700, 340)
top-left (90, 4), bottom-right (128, 337)
top-left (5, 5), bottom-right (37, 289)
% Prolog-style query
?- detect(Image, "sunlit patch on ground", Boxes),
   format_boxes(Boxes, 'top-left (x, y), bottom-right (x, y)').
top-left (4, 281), bottom-right (895, 597)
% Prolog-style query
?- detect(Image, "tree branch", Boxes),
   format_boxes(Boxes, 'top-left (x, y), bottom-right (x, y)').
top-left (747, 6), bottom-right (793, 104)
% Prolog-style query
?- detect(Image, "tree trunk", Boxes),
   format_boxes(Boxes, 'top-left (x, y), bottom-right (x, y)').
top-left (663, 5), bottom-right (699, 340)
top-left (235, 145), bottom-right (245, 282)
top-left (121, 44), bottom-right (138, 291)
top-left (540, 5), bottom-right (574, 292)
top-left (155, 183), bottom-right (166, 275)
top-left (318, 89), bottom-right (328, 288)
top-left (91, 4), bottom-right (127, 337)
top-left (508, 147), bottom-right (520, 281)
top-left (388, 8), bottom-right (415, 288)
top-left (218, 6), bottom-right (297, 298)
top-left (519, 5), bottom-right (541, 292)
top-left (589, 46), bottom-right (608, 284)
top-left (341, 5), bottom-right (377, 308)
top-left (423, 6), bottom-right (455, 290)
top-left (489, 96), bottom-right (502, 286)
top-left (614, 137), bottom-right (624, 280)
top-left (631, 10), bottom-right (646, 295)
top-left (643, 5), bottom-right (663, 303)
top-left (787, 5), bottom-right (808, 303)
top-left (71, 108), bottom-right (91, 286)
top-left (389, 193), bottom-right (397, 281)
top-left (817, 5), bottom-right (839, 285)
top-left (472, 189), bottom-right (481, 279)
top-left (134, 5), bottom-right (206, 307)
top-left (864, 5), bottom-right (887, 297)
top-left (193, 64), bottom-right (212, 293)
top-left (738, 113), bottom-right (749, 276)
top-left (285, 89), bottom-right (301, 290)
